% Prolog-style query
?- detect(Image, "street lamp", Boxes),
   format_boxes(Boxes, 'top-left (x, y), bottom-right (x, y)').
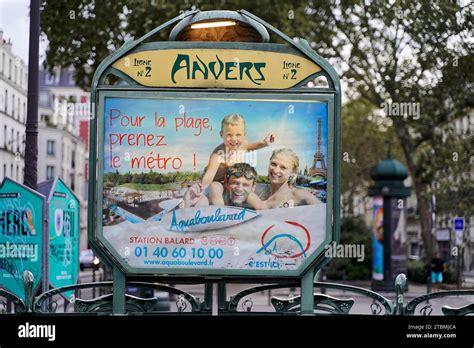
top-left (169, 10), bottom-right (269, 42)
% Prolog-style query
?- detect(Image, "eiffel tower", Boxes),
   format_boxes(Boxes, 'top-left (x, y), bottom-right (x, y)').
top-left (309, 117), bottom-right (327, 178)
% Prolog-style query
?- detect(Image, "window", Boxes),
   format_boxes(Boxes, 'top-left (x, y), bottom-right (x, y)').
top-left (47, 140), bottom-right (55, 156)
top-left (45, 72), bottom-right (55, 85)
top-left (11, 94), bottom-right (14, 118)
top-left (70, 173), bottom-right (75, 191)
top-left (46, 166), bottom-right (55, 180)
top-left (10, 129), bottom-right (13, 150)
top-left (23, 102), bottom-right (26, 122)
top-left (39, 91), bottom-right (50, 106)
top-left (5, 89), bottom-right (7, 113)
top-left (3, 126), bottom-right (6, 148)
top-left (16, 165), bottom-right (19, 180)
top-left (68, 71), bottom-right (75, 85)
top-left (17, 97), bottom-right (20, 121)
top-left (71, 149), bottom-right (75, 168)
top-left (9, 58), bottom-right (12, 80)
top-left (3, 164), bottom-right (6, 178)
top-left (10, 164), bottom-right (13, 177)
top-left (16, 131), bottom-right (19, 153)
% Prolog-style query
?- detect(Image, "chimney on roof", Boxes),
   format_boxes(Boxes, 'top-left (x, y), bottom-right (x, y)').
top-left (5, 37), bottom-right (12, 51)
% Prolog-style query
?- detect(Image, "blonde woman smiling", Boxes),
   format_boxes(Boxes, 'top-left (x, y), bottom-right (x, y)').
top-left (248, 148), bottom-right (320, 210)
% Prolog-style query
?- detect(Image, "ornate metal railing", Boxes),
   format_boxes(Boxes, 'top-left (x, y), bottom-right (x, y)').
top-left (1, 271), bottom-right (473, 315)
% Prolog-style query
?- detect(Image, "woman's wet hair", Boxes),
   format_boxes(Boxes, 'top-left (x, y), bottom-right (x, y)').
top-left (270, 148), bottom-right (299, 186)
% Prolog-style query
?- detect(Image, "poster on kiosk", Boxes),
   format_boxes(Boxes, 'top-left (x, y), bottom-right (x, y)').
top-left (0, 177), bottom-right (47, 300)
top-left (39, 177), bottom-right (80, 299)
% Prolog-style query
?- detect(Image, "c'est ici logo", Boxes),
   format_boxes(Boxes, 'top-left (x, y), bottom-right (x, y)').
top-left (256, 221), bottom-right (311, 259)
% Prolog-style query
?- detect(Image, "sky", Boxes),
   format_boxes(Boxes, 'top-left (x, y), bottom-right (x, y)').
top-left (0, 0), bottom-right (47, 65)
top-left (103, 96), bottom-right (328, 175)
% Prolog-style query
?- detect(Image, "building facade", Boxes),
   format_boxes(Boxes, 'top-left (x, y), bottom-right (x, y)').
top-left (0, 30), bottom-right (27, 183)
top-left (38, 67), bottom-right (90, 250)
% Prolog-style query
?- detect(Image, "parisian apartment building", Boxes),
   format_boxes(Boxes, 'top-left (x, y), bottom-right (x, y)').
top-left (38, 67), bottom-right (90, 250)
top-left (0, 30), bottom-right (27, 183)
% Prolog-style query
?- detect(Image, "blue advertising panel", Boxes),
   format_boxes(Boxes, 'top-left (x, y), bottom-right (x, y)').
top-left (0, 177), bottom-right (46, 300)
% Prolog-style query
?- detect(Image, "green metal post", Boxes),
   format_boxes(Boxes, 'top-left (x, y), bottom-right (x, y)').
top-left (217, 282), bottom-right (227, 313)
top-left (301, 268), bottom-right (315, 315)
top-left (112, 267), bottom-right (126, 315)
top-left (203, 282), bottom-right (213, 312)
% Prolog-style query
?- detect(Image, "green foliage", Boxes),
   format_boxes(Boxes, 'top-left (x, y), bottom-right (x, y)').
top-left (407, 259), bottom-right (457, 284)
top-left (40, 0), bottom-right (313, 90)
top-left (104, 171), bottom-right (201, 186)
top-left (304, 1), bottom-right (473, 260)
top-left (120, 183), bottom-right (177, 191)
top-left (256, 175), bottom-right (269, 184)
top-left (407, 260), bottom-right (427, 284)
top-left (41, 0), bottom-right (473, 260)
top-left (324, 216), bottom-right (372, 281)
top-left (341, 98), bottom-right (403, 217)
top-left (443, 269), bottom-right (457, 284)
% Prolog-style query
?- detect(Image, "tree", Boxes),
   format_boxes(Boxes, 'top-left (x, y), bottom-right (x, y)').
top-left (341, 97), bottom-right (403, 217)
top-left (41, 0), bottom-right (473, 261)
top-left (40, 0), bottom-right (312, 90)
top-left (324, 216), bottom-right (372, 280)
top-left (303, 1), bottom-right (473, 260)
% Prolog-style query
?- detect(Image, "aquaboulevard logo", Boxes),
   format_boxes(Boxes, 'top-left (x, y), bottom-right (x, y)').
top-left (169, 207), bottom-right (250, 232)
top-left (170, 54), bottom-right (266, 85)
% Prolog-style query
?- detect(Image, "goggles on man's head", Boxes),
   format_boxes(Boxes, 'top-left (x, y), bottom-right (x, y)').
top-left (225, 169), bottom-right (256, 181)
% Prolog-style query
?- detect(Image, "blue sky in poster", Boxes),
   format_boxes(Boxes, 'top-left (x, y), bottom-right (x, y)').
top-left (104, 97), bottom-right (328, 176)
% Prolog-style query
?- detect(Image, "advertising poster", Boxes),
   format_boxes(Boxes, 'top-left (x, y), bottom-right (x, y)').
top-left (100, 95), bottom-right (328, 273)
top-left (372, 197), bottom-right (384, 280)
top-left (0, 178), bottom-right (45, 299)
top-left (40, 178), bottom-right (79, 298)
top-left (390, 198), bottom-right (407, 279)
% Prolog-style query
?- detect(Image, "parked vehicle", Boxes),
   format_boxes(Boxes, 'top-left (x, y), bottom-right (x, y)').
top-left (79, 249), bottom-right (99, 271)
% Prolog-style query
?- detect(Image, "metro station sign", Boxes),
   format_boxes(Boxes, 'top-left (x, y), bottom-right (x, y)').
top-left (112, 48), bottom-right (321, 89)
top-left (89, 14), bottom-right (341, 280)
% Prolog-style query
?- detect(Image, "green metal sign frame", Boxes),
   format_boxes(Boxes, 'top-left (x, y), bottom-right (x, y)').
top-left (89, 10), bottom-right (341, 285)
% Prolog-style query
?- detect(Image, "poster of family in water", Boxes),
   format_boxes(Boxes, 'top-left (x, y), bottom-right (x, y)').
top-left (101, 96), bottom-right (328, 272)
